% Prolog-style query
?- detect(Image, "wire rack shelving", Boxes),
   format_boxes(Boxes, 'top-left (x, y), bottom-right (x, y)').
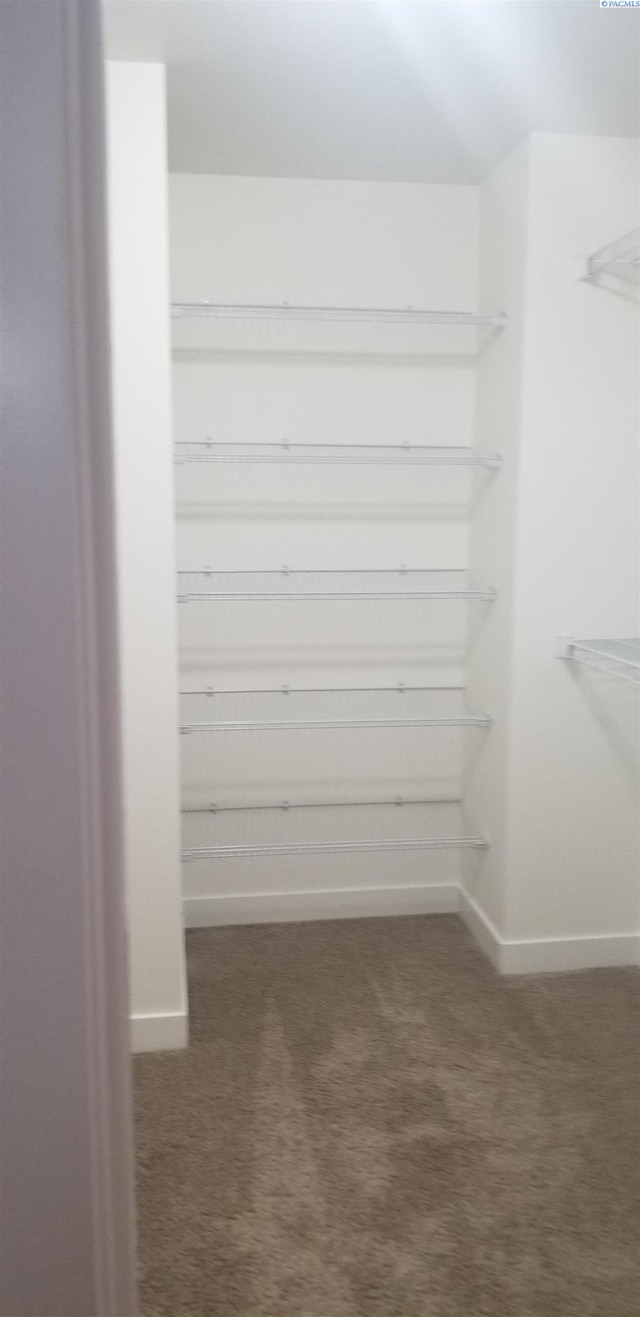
top-left (171, 302), bottom-right (505, 327)
top-left (179, 685), bottom-right (492, 733)
top-left (558, 636), bottom-right (640, 686)
top-left (181, 798), bottom-right (487, 862)
top-left (170, 302), bottom-right (506, 356)
top-left (177, 568), bottom-right (496, 603)
top-left (583, 228), bottom-right (640, 282)
top-left (174, 440), bottom-right (502, 468)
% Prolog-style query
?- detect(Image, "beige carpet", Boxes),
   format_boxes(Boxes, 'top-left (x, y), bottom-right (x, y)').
top-left (134, 916), bottom-right (640, 1317)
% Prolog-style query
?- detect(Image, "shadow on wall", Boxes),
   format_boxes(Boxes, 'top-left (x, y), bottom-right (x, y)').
top-left (586, 274), bottom-right (639, 305)
top-left (566, 665), bottom-right (640, 781)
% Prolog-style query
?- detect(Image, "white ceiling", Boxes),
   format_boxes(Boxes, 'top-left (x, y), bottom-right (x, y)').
top-left (105, 1), bottom-right (640, 184)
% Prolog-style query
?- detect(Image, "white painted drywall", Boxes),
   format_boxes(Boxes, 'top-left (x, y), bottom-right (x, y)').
top-left (507, 134), bottom-right (639, 941)
top-left (104, 2), bottom-right (640, 184)
top-left (463, 139), bottom-right (531, 934)
top-left (169, 175), bottom-right (478, 308)
top-left (169, 175), bottom-right (483, 912)
top-left (466, 134), bottom-right (639, 949)
top-left (107, 63), bottom-right (187, 1047)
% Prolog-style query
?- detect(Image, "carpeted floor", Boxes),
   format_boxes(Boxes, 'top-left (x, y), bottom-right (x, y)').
top-left (134, 916), bottom-right (640, 1317)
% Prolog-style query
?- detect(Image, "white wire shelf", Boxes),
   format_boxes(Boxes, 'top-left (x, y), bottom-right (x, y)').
top-left (559, 636), bottom-right (640, 686)
top-left (174, 440), bottom-right (502, 468)
top-left (584, 228), bottom-right (640, 281)
top-left (177, 568), bottom-right (496, 603)
top-left (171, 303), bottom-right (506, 328)
top-left (179, 686), bottom-right (492, 733)
top-left (181, 798), bottom-right (487, 861)
top-left (170, 302), bottom-right (506, 356)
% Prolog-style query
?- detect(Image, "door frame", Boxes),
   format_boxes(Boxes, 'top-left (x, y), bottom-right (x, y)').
top-left (0, 3), bottom-right (136, 1313)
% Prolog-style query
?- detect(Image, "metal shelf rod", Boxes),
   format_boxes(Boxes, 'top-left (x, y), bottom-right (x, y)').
top-left (171, 302), bottom-right (506, 329)
top-left (177, 569), bottom-right (496, 603)
top-left (183, 796), bottom-right (461, 813)
top-left (183, 835), bottom-right (487, 861)
top-left (181, 715), bottom-right (492, 733)
top-left (181, 566), bottom-right (471, 575)
top-left (179, 589), bottom-right (495, 601)
top-left (182, 683), bottom-right (464, 695)
top-left (174, 441), bottom-right (502, 468)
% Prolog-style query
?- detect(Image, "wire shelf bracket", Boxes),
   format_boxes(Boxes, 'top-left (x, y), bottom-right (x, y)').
top-left (582, 228), bottom-right (640, 282)
top-left (557, 635), bottom-right (640, 686)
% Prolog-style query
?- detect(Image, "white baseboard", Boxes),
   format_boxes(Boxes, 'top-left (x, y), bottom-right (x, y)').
top-left (130, 1011), bottom-right (188, 1054)
top-left (458, 889), bottom-right (502, 970)
top-left (498, 932), bottom-right (640, 975)
top-left (131, 894), bottom-right (638, 1055)
top-left (184, 883), bottom-right (460, 928)
top-left (460, 889), bottom-right (640, 974)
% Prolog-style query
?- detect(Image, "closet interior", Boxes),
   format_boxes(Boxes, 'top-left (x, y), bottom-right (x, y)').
top-left (167, 184), bottom-right (639, 943)
top-left (97, 7), bottom-right (640, 1310)
top-left (104, 9), bottom-right (640, 1051)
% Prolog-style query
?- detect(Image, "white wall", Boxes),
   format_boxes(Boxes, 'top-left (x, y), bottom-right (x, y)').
top-left (169, 152), bottom-right (638, 952)
top-left (508, 134), bottom-right (639, 944)
top-left (465, 134), bottom-right (639, 967)
top-left (463, 140), bottom-right (530, 936)
top-left (107, 64), bottom-right (187, 1048)
top-left (169, 175), bottom-right (484, 921)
